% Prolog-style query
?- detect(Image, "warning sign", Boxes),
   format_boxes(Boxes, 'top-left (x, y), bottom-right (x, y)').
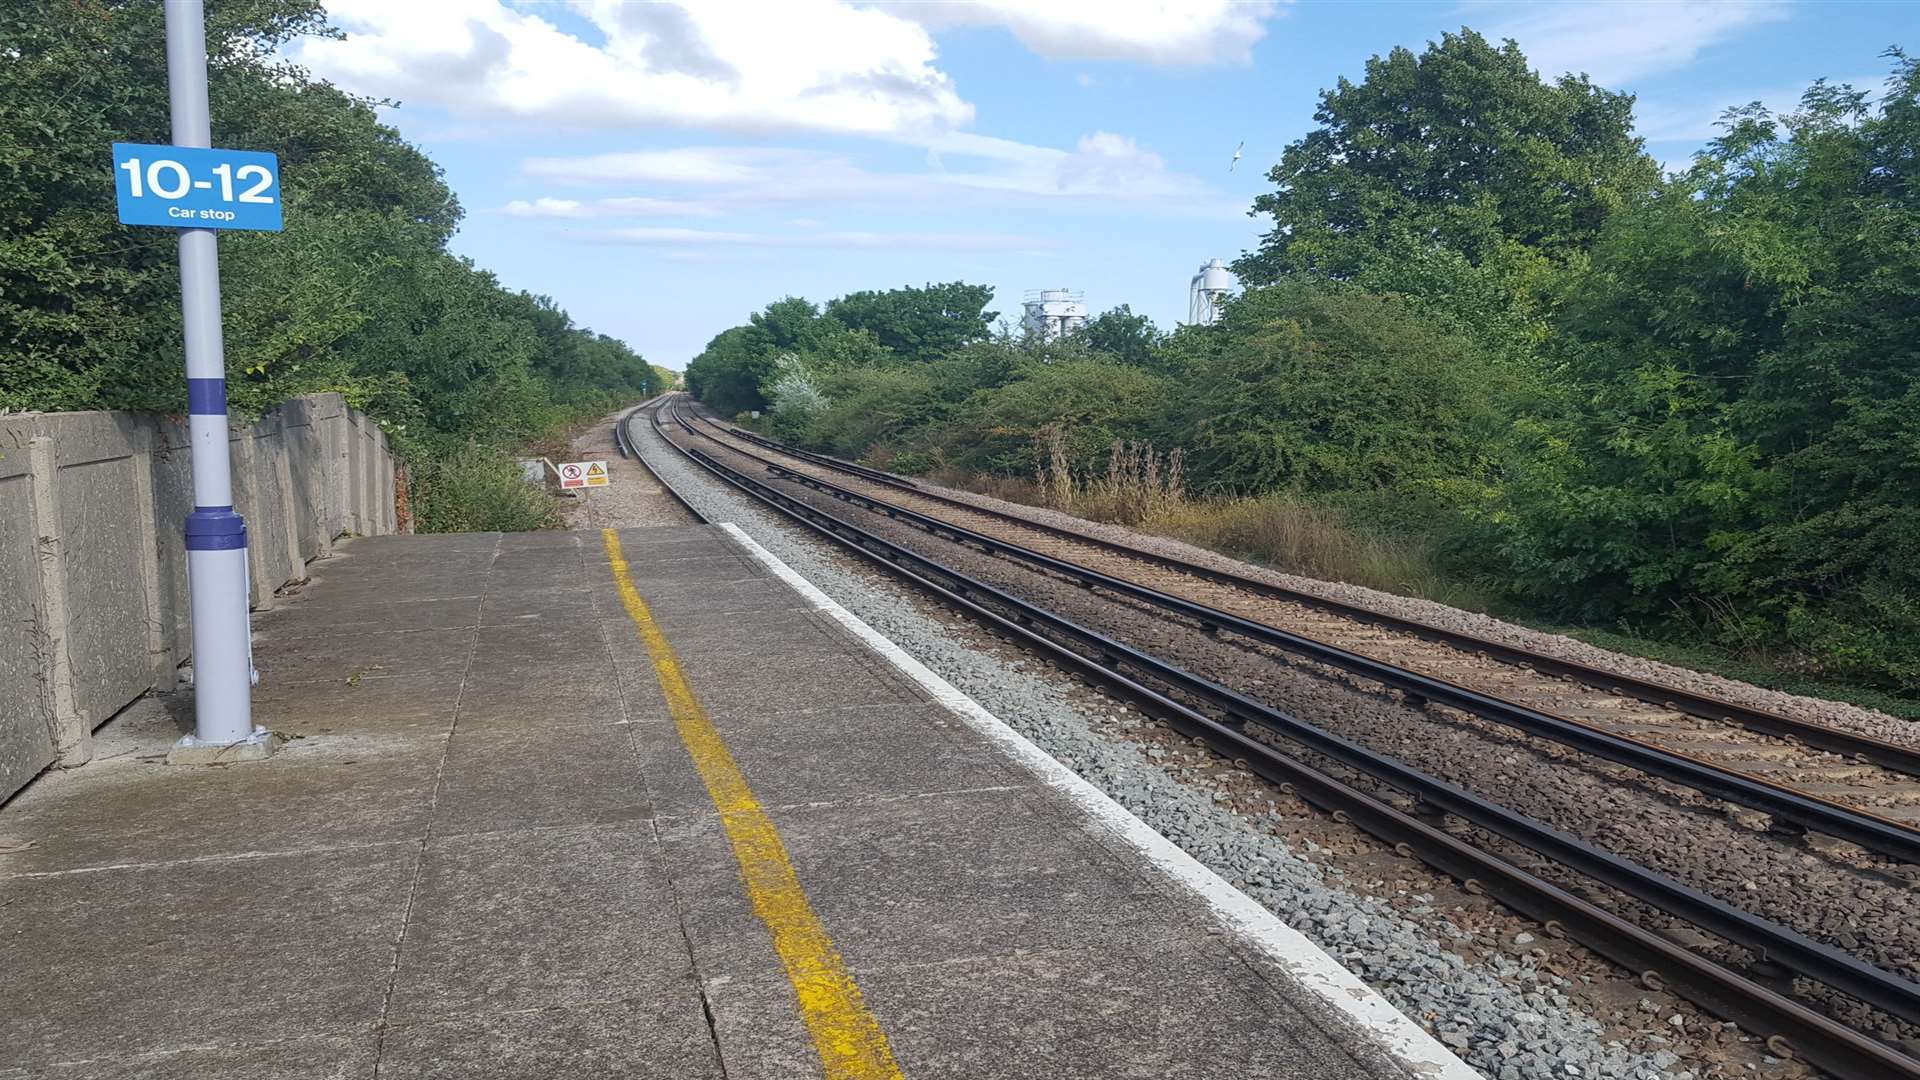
top-left (557, 460), bottom-right (610, 490)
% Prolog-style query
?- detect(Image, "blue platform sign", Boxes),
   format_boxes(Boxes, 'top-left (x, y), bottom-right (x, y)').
top-left (112, 142), bottom-right (282, 231)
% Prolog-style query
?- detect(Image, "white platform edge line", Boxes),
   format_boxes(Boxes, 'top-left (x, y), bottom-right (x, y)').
top-left (716, 522), bottom-right (1479, 1080)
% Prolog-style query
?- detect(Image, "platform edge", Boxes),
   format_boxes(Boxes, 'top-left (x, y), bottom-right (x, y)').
top-left (716, 521), bottom-right (1481, 1080)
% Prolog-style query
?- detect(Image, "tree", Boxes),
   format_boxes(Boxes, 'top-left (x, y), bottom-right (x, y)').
top-left (1168, 283), bottom-right (1510, 495)
top-left (1236, 29), bottom-right (1658, 284)
top-left (1073, 305), bottom-right (1163, 367)
top-left (824, 281), bottom-right (995, 361)
top-left (684, 325), bottom-right (775, 415)
top-left (1492, 55), bottom-right (1920, 686)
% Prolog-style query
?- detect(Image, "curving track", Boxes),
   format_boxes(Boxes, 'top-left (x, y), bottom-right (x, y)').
top-left (633, 395), bottom-right (1920, 1080)
top-left (688, 407), bottom-right (1920, 836)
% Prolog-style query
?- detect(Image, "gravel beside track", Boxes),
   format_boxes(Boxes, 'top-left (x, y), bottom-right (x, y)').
top-left (625, 407), bottom-right (1706, 1080)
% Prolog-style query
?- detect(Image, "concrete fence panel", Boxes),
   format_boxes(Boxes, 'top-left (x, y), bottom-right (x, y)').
top-left (0, 393), bottom-right (402, 801)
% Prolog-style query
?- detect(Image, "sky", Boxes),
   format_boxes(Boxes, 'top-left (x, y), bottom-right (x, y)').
top-left (288, 0), bottom-right (1914, 369)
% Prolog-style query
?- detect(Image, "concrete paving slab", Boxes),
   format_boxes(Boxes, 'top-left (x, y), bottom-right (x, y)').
top-left (479, 587), bottom-right (598, 625)
top-left (302, 554), bottom-right (492, 584)
top-left (669, 648), bottom-right (929, 716)
top-left (657, 786), bottom-right (1201, 977)
top-left (251, 626), bottom-right (477, 685)
top-left (2, 845), bottom-right (413, 1068)
top-left (600, 525), bottom-right (722, 546)
top-left (604, 605), bottom-right (846, 654)
top-left (0, 740), bottom-right (442, 874)
top-left (593, 578), bottom-right (804, 627)
top-left (274, 595), bottom-right (483, 635)
top-left (471, 620), bottom-right (604, 659)
top-left (618, 536), bottom-right (763, 563)
top-left (493, 526), bottom-right (580, 543)
top-left (850, 936), bottom-right (1378, 1080)
top-left (620, 554), bottom-right (764, 586)
top-left (633, 703), bottom-right (1028, 815)
top-left (253, 670), bottom-right (465, 739)
top-left (474, 566), bottom-right (585, 594)
top-left (276, 575), bottom-right (484, 607)
top-left (30, 1035), bottom-right (375, 1079)
top-left (304, 559), bottom-right (496, 590)
top-left (494, 530), bottom-right (579, 551)
top-left (597, 612), bottom-right (857, 672)
top-left (377, 998), bottom-right (721, 1080)
top-left (695, 935), bottom-right (1375, 1080)
top-left (490, 540), bottom-right (587, 563)
top-left (384, 824), bottom-right (688, 1024)
top-left (450, 676), bottom-right (640, 734)
top-left (431, 724), bottom-right (650, 837)
top-left (339, 533), bottom-right (501, 556)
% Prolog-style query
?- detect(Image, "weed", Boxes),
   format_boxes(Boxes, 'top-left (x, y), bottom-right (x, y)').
top-left (410, 443), bottom-right (559, 533)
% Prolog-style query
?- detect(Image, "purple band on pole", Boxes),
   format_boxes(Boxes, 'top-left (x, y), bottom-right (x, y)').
top-left (186, 377), bottom-right (226, 416)
top-left (185, 507), bottom-right (247, 551)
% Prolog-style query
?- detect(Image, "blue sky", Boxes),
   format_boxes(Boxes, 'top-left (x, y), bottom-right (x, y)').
top-left (291, 1), bottom-right (1913, 369)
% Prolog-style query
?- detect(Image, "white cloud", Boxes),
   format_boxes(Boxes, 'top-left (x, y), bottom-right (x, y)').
top-left (599, 226), bottom-right (1053, 253)
top-left (499, 194), bottom-right (722, 219)
top-left (888, 0), bottom-right (1281, 65)
top-left (294, 0), bottom-right (971, 138)
top-left (1483, 0), bottom-right (1789, 85)
top-left (295, 0), bottom-right (1282, 140)
top-left (516, 132), bottom-right (1229, 217)
top-left (501, 197), bottom-right (588, 219)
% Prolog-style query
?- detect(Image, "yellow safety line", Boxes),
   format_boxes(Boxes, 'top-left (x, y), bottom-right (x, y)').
top-left (601, 528), bottom-right (905, 1080)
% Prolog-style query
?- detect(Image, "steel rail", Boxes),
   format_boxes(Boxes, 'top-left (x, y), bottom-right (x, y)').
top-left (646, 404), bottom-right (1920, 1080)
top-left (676, 409), bottom-right (1920, 867)
top-left (666, 403), bottom-right (1920, 1025)
top-left (618, 399), bottom-right (708, 523)
top-left (715, 420), bottom-right (918, 487)
top-left (697, 409), bottom-right (1920, 781)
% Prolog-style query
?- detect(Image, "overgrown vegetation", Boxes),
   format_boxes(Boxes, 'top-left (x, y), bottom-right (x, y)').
top-left (685, 31), bottom-right (1920, 701)
top-left (0, 0), bottom-right (664, 531)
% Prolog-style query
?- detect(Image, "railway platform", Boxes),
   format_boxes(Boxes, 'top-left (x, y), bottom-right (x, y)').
top-left (0, 520), bottom-right (1472, 1078)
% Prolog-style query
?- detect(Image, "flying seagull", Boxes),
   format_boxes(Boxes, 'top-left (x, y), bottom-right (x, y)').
top-left (1229, 141), bottom-right (1244, 172)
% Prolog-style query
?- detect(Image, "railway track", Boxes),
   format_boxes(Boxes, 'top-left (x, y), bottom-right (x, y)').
top-left (680, 405), bottom-right (1920, 847)
top-left (633, 396), bottom-right (1920, 1080)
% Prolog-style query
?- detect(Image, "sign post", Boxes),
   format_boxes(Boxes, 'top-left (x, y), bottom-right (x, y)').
top-left (139, 0), bottom-right (282, 762)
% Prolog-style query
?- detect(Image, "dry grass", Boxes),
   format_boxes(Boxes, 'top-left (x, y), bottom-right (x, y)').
top-left (1143, 495), bottom-right (1489, 608)
top-left (945, 448), bottom-right (1491, 610)
top-left (1027, 430), bottom-right (1187, 525)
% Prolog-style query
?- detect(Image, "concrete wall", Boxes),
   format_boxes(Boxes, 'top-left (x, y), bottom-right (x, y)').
top-left (0, 394), bottom-right (401, 799)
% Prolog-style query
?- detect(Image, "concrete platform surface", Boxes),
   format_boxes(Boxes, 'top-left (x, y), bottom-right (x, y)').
top-left (0, 525), bottom-right (1462, 1079)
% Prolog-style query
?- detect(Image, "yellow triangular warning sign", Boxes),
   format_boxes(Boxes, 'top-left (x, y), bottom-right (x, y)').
top-left (587, 462), bottom-right (606, 476)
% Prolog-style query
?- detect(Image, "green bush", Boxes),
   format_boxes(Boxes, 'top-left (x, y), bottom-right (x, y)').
top-left (409, 444), bottom-right (558, 534)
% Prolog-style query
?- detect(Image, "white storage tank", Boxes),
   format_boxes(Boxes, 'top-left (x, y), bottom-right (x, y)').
top-left (1188, 259), bottom-right (1234, 325)
top-left (1022, 288), bottom-right (1088, 342)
